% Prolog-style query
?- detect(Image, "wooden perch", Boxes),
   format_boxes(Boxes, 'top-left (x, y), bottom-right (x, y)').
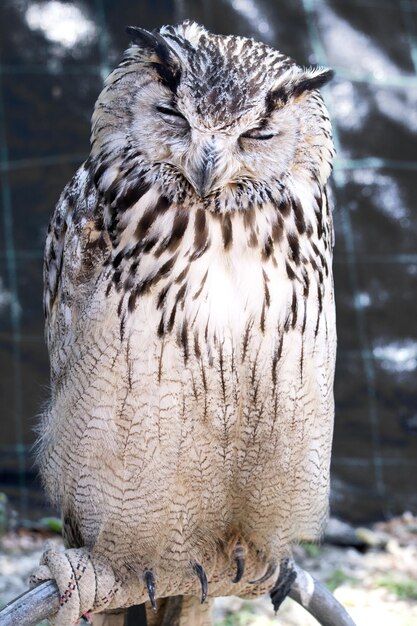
top-left (0, 579), bottom-right (59, 626)
top-left (0, 563), bottom-right (356, 626)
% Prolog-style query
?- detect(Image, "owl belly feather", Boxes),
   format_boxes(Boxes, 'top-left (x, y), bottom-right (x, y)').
top-left (43, 216), bottom-right (335, 580)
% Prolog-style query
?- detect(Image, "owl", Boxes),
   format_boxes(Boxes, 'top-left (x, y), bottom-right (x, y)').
top-left (35, 21), bottom-right (336, 626)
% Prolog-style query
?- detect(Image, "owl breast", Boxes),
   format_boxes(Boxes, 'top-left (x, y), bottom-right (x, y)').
top-left (43, 172), bottom-right (335, 585)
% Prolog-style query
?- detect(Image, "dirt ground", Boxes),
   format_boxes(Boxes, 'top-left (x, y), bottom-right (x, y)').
top-left (1, 514), bottom-right (417, 626)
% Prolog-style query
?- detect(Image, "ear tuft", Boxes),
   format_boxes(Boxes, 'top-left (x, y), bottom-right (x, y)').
top-left (125, 26), bottom-right (182, 92)
top-left (126, 26), bottom-right (159, 48)
top-left (292, 67), bottom-right (334, 97)
top-left (125, 26), bottom-right (178, 67)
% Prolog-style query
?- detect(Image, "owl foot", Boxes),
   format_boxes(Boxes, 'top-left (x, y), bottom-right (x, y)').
top-left (270, 558), bottom-right (297, 613)
top-left (192, 561), bottom-right (208, 603)
top-left (144, 570), bottom-right (157, 611)
top-left (232, 544), bottom-right (245, 583)
top-left (249, 560), bottom-right (277, 585)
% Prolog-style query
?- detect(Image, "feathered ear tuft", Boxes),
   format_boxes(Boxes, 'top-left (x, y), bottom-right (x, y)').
top-left (291, 67), bottom-right (334, 97)
top-left (125, 27), bottom-right (174, 65)
top-left (269, 66), bottom-right (334, 106)
top-left (125, 26), bottom-right (182, 91)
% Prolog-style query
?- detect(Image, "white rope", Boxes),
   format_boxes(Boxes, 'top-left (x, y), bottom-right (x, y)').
top-left (0, 557), bottom-right (357, 626)
top-left (28, 548), bottom-right (119, 625)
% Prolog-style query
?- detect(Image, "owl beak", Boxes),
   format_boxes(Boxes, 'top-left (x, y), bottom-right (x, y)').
top-left (194, 163), bottom-right (214, 198)
top-left (189, 138), bottom-right (218, 198)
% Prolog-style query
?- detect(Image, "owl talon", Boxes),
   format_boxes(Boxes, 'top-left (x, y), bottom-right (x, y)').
top-left (249, 560), bottom-right (277, 585)
top-left (270, 558), bottom-right (297, 613)
top-left (144, 570), bottom-right (157, 611)
top-left (192, 562), bottom-right (208, 603)
top-left (232, 544), bottom-right (245, 583)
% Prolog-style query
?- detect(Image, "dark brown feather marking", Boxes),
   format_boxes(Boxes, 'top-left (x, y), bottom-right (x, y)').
top-left (262, 269), bottom-right (270, 307)
top-left (154, 194), bottom-right (170, 214)
top-left (115, 177), bottom-right (151, 212)
top-left (158, 340), bottom-right (164, 383)
top-left (285, 262), bottom-right (296, 281)
top-left (315, 193), bottom-right (324, 239)
top-left (112, 269), bottom-right (122, 288)
top-left (112, 248), bottom-right (125, 269)
top-left (135, 209), bottom-right (154, 240)
top-left (221, 214), bottom-right (233, 250)
top-left (193, 269), bottom-right (208, 300)
top-left (194, 332), bottom-right (201, 359)
top-left (218, 343), bottom-right (226, 404)
top-left (167, 209), bottom-right (190, 250)
top-left (287, 233), bottom-right (300, 265)
top-left (93, 160), bottom-right (109, 187)
top-left (243, 208), bottom-right (255, 229)
top-left (200, 360), bottom-right (208, 420)
top-left (125, 255), bottom-right (178, 313)
top-left (292, 196), bottom-right (306, 234)
top-left (271, 335), bottom-right (284, 390)
top-left (315, 283), bottom-right (323, 337)
top-left (262, 235), bottom-right (274, 260)
top-left (156, 283), bottom-right (170, 310)
top-left (175, 264), bottom-right (190, 283)
top-left (260, 301), bottom-right (266, 333)
top-left (167, 303), bottom-right (177, 332)
top-left (302, 270), bottom-right (310, 298)
top-left (157, 315), bottom-right (165, 337)
top-left (155, 209), bottom-right (189, 256)
top-left (271, 214), bottom-right (284, 243)
top-left (191, 209), bottom-right (209, 260)
top-left (243, 209), bottom-right (258, 247)
top-left (179, 319), bottom-right (189, 363)
top-left (241, 320), bottom-right (253, 363)
top-left (291, 287), bottom-right (298, 328)
top-left (175, 282), bottom-right (187, 307)
top-left (248, 230), bottom-right (258, 247)
top-left (278, 196), bottom-right (291, 217)
top-left (301, 300), bottom-right (308, 334)
top-left (309, 255), bottom-right (318, 272)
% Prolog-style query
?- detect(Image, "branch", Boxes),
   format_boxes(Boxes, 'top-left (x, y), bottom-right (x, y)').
top-left (0, 580), bottom-right (59, 626)
top-left (0, 565), bottom-right (356, 626)
top-left (289, 565), bottom-right (356, 626)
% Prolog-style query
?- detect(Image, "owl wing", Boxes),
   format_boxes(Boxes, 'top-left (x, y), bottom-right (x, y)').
top-left (43, 160), bottom-right (111, 348)
top-left (43, 184), bottom-right (71, 327)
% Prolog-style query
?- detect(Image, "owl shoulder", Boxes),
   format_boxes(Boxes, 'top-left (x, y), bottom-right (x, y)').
top-left (43, 160), bottom-right (111, 330)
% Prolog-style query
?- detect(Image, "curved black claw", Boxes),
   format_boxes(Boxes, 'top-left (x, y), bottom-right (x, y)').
top-left (249, 561), bottom-right (277, 585)
top-left (192, 562), bottom-right (208, 603)
top-left (270, 558), bottom-right (297, 613)
top-left (144, 570), bottom-right (157, 611)
top-left (232, 545), bottom-right (245, 583)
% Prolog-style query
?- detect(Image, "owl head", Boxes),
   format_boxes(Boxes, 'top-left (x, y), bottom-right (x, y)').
top-left (91, 21), bottom-right (333, 210)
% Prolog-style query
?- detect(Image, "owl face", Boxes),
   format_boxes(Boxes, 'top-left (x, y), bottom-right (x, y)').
top-left (92, 22), bottom-right (333, 208)
top-left (130, 74), bottom-right (302, 198)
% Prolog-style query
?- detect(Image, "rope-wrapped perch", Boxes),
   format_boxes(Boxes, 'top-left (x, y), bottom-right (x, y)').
top-left (0, 563), bottom-right (356, 626)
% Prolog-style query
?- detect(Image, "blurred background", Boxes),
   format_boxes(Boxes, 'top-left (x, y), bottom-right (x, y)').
top-left (1, 0), bottom-right (417, 525)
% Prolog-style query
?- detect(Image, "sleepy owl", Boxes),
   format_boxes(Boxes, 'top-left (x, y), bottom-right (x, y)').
top-left (35, 21), bottom-right (336, 626)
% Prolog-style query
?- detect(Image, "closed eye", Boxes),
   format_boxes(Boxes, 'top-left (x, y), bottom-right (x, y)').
top-left (156, 104), bottom-right (187, 120)
top-left (240, 131), bottom-right (276, 140)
